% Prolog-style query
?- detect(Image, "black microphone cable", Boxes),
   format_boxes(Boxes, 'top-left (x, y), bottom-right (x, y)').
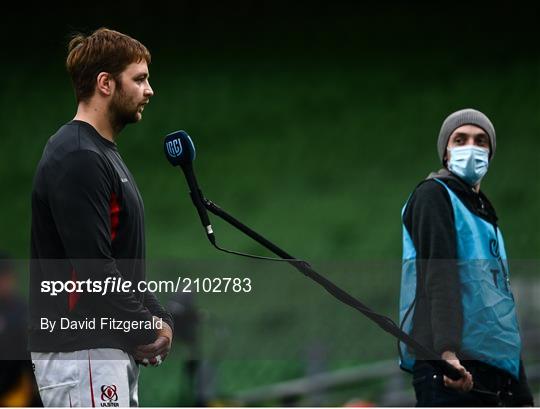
top-left (197, 178), bottom-right (500, 402)
top-left (163, 130), bottom-right (461, 378)
top-left (163, 129), bottom-right (504, 398)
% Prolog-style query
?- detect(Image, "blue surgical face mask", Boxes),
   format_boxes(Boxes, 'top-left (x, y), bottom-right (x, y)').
top-left (447, 146), bottom-right (489, 186)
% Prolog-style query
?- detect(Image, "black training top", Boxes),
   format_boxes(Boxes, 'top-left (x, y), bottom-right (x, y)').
top-left (29, 120), bottom-right (173, 353)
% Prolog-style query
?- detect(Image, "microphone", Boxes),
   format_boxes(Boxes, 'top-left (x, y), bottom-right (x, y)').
top-left (164, 130), bottom-right (215, 244)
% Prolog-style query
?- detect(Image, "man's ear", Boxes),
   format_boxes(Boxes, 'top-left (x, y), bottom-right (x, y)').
top-left (96, 72), bottom-right (115, 97)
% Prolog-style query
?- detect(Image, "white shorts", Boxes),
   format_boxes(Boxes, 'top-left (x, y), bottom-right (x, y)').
top-left (31, 349), bottom-right (139, 407)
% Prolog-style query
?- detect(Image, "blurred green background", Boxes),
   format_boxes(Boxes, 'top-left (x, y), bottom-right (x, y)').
top-left (1, 1), bottom-right (539, 406)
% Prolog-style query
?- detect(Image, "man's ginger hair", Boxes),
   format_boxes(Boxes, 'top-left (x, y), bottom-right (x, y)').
top-left (66, 28), bottom-right (151, 103)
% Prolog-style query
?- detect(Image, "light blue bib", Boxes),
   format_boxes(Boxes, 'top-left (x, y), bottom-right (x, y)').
top-left (399, 179), bottom-right (521, 378)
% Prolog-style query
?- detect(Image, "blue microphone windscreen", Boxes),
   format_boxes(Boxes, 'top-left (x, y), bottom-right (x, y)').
top-left (164, 130), bottom-right (196, 166)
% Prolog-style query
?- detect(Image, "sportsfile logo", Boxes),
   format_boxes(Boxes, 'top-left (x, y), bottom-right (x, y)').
top-left (166, 138), bottom-right (182, 158)
top-left (100, 385), bottom-right (119, 407)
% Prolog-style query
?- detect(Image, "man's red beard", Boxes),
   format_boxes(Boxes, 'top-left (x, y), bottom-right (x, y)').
top-left (108, 83), bottom-right (142, 134)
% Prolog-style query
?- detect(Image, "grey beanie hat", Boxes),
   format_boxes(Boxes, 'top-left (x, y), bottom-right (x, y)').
top-left (437, 108), bottom-right (496, 164)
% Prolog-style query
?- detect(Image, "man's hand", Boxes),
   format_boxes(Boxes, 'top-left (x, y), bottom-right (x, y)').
top-left (442, 351), bottom-right (473, 392)
top-left (134, 316), bottom-right (173, 366)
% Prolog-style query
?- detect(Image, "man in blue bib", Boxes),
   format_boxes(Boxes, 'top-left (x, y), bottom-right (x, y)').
top-left (399, 109), bottom-right (534, 406)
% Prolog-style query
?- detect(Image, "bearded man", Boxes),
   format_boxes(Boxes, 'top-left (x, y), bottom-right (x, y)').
top-left (29, 28), bottom-right (173, 407)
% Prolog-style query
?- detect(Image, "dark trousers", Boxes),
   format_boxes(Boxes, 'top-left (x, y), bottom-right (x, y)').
top-left (412, 361), bottom-right (521, 407)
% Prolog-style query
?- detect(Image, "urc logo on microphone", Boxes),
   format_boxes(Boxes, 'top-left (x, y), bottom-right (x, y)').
top-left (166, 138), bottom-right (183, 158)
